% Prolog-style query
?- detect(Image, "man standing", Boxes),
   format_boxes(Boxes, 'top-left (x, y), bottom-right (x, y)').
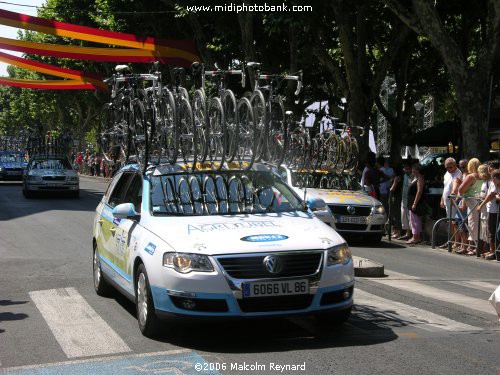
top-left (397, 159), bottom-right (413, 240)
top-left (440, 158), bottom-right (463, 248)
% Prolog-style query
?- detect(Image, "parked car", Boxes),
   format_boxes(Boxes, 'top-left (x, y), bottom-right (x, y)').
top-left (22, 154), bottom-right (79, 198)
top-left (276, 166), bottom-right (386, 244)
top-left (92, 163), bottom-right (354, 337)
top-left (0, 151), bottom-right (27, 180)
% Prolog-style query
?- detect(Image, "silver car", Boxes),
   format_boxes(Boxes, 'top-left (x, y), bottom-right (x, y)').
top-left (23, 155), bottom-right (79, 198)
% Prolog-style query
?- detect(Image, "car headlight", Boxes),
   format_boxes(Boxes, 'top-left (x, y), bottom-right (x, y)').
top-left (372, 205), bottom-right (385, 215)
top-left (163, 252), bottom-right (214, 273)
top-left (66, 176), bottom-right (78, 182)
top-left (0, 167), bottom-right (4, 172)
top-left (326, 243), bottom-right (352, 266)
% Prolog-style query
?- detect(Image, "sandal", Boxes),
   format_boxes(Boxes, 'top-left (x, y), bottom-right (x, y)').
top-left (466, 251), bottom-right (476, 256)
top-left (485, 254), bottom-right (496, 260)
top-left (456, 249), bottom-right (468, 255)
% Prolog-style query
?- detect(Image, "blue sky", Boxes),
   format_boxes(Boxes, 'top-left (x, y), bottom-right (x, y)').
top-left (0, 0), bottom-right (45, 76)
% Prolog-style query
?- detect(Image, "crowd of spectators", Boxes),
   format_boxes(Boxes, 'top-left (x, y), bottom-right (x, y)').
top-left (71, 149), bottom-right (116, 179)
top-left (361, 152), bottom-right (499, 261)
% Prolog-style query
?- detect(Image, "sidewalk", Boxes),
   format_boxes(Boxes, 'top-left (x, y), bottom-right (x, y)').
top-left (388, 235), bottom-right (500, 263)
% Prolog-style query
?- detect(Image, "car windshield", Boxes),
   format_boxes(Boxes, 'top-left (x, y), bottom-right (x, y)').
top-left (291, 171), bottom-right (361, 191)
top-left (0, 154), bottom-right (25, 163)
top-left (150, 171), bottom-right (305, 216)
top-left (30, 158), bottom-right (72, 170)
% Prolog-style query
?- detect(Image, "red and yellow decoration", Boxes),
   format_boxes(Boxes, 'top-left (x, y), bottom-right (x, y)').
top-left (0, 9), bottom-right (200, 90)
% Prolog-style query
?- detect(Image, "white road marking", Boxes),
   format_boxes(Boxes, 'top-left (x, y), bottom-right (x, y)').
top-left (365, 270), bottom-right (498, 316)
top-left (449, 280), bottom-right (499, 293)
top-left (354, 289), bottom-right (482, 332)
top-left (29, 288), bottom-right (131, 358)
top-left (0, 349), bottom-right (191, 372)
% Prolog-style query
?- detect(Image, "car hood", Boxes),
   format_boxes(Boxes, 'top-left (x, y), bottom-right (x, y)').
top-left (29, 169), bottom-right (77, 177)
top-left (145, 211), bottom-right (344, 255)
top-left (293, 187), bottom-right (381, 206)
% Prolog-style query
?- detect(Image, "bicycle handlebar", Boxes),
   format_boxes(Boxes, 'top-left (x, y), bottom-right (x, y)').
top-left (257, 70), bottom-right (303, 96)
top-left (204, 68), bottom-right (246, 87)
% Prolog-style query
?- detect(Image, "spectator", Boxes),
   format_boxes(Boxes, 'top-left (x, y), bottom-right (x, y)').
top-left (379, 157), bottom-right (395, 216)
top-left (478, 164), bottom-right (491, 256)
top-left (361, 152), bottom-right (379, 198)
top-left (476, 168), bottom-right (500, 260)
top-left (440, 158), bottom-right (462, 249)
top-left (75, 152), bottom-right (83, 173)
top-left (458, 158), bottom-right (483, 255)
top-left (389, 159), bottom-right (406, 238)
top-left (407, 163), bottom-right (427, 244)
top-left (397, 159), bottom-right (413, 241)
top-left (94, 153), bottom-right (101, 177)
top-left (453, 159), bottom-right (469, 252)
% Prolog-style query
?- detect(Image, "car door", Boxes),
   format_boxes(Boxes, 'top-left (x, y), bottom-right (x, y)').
top-left (96, 172), bottom-right (133, 284)
top-left (111, 173), bottom-right (143, 295)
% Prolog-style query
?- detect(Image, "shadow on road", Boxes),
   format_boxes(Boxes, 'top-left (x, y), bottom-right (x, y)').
top-left (111, 292), bottom-right (398, 352)
top-left (0, 299), bottom-right (29, 334)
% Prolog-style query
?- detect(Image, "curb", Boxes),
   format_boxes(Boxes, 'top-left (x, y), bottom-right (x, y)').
top-left (352, 255), bottom-right (385, 277)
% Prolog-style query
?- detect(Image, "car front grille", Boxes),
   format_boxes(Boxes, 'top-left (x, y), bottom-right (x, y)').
top-left (328, 205), bottom-right (372, 216)
top-left (335, 223), bottom-right (368, 231)
top-left (217, 252), bottom-right (322, 279)
top-left (238, 295), bottom-right (314, 312)
top-left (42, 176), bottom-right (66, 181)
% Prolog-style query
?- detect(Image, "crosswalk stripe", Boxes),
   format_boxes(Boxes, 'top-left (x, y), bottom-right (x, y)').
top-left (449, 281), bottom-right (499, 293)
top-left (355, 289), bottom-right (482, 332)
top-left (29, 288), bottom-right (131, 358)
top-left (365, 270), bottom-right (497, 316)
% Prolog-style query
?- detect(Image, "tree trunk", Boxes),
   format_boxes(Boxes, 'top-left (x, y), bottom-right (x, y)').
top-left (455, 74), bottom-right (490, 160)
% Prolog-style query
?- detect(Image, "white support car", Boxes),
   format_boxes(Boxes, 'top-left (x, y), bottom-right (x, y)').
top-left (92, 163), bottom-right (354, 337)
top-left (22, 154), bottom-right (79, 198)
top-left (276, 166), bottom-right (386, 244)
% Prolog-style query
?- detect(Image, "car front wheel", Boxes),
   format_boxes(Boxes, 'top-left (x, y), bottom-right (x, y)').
top-left (136, 264), bottom-right (160, 337)
top-left (93, 244), bottom-right (112, 296)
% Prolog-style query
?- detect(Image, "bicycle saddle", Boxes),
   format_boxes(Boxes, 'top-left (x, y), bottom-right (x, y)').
top-left (115, 65), bottom-right (131, 73)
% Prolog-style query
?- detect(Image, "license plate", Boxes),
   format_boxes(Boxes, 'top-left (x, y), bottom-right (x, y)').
top-left (242, 279), bottom-right (308, 298)
top-left (337, 215), bottom-right (366, 224)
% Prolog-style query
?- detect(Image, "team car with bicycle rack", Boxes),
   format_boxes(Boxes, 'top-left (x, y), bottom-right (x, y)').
top-left (93, 162), bottom-right (354, 337)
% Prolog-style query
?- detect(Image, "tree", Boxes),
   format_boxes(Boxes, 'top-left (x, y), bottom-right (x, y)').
top-left (383, 0), bottom-right (500, 160)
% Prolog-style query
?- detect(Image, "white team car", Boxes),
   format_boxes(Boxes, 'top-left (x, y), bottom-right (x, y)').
top-left (22, 154), bottom-right (79, 198)
top-left (275, 166), bottom-right (386, 244)
top-left (92, 163), bottom-right (354, 337)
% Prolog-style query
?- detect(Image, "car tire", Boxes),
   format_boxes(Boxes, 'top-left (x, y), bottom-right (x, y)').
top-left (315, 307), bottom-right (352, 327)
top-left (72, 190), bottom-right (80, 199)
top-left (136, 264), bottom-right (160, 337)
top-left (23, 189), bottom-right (33, 199)
top-left (365, 233), bottom-right (382, 245)
top-left (93, 244), bottom-right (112, 296)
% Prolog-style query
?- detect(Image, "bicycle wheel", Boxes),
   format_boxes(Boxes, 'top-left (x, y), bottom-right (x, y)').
top-left (267, 98), bottom-right (286, 165)
top-left (222, 90), bottom-right (237, 163)
top-left (207, 97), bottom-right (226, 170)
top-left (236, 97), bottom-right (256, 170)
top-left (250, 90), bottom-right (267, 161)
top-left (192, 89), bottom-right (207, 163)
top-left (177, 96), bottom-right (196, 169)
top-left (346, 137), bottom-right (359, 175)
top-left (159, 89), bottom-right (177, 164)
top-left (130, 99), bottom-right (148, 166)
top-left (324, 133), bottom-right (340, 171)
top-left (335, 138), bottom-right (348, 174)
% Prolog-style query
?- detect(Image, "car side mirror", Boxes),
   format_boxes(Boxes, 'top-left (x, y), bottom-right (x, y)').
top-left (112, 203), bottom-right (140, 220)
top-left (307, 197), bottom-right (327, 212)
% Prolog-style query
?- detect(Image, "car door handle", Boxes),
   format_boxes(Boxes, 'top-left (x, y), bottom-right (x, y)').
top-left (109, 227), bottom-right (116, 233)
